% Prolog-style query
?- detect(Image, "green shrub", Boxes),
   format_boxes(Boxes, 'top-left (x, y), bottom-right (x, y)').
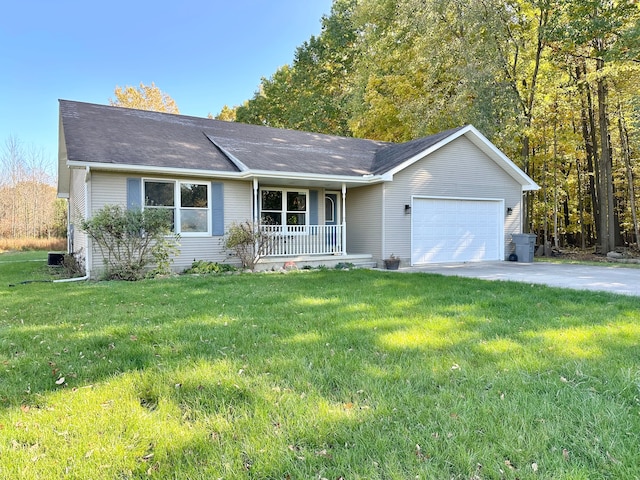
top-left (184, 260), bottom-right (237, 274)
top-left (62, 251), bottom-right (86, 277)
top-left (334, 262), bottom-right (355, 270)
top-left (80, 205), bottom-right (179, 280)
top-left (223, 221), bottom-right (272, 270)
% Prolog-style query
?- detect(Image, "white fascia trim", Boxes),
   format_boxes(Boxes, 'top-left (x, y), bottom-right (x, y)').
top-left (246, 169), bottom-right (384, 185)
top-left (385, 125), bottom-right (539, 191)
top-left (65, 162), bottom-right (387, 185)
top-left (66, 160), bottom-right (244, 179)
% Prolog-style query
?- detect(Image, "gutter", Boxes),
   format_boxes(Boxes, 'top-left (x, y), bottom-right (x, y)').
top-left (65, 161), bottom-right (387, 186)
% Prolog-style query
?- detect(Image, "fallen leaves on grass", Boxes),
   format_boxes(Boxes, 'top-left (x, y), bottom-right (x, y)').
top-left (315, 449), bottom-right (332, 459)
top-left (415, 444), bottom-right (429, 461)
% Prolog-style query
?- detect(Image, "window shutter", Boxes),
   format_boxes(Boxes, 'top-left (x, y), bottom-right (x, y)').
top-left (309, 190), bottom-right (318, 225)
top-left (127, 178), bottom-right (142, 210)
top-left (211, 182), bottom-right (224, 235)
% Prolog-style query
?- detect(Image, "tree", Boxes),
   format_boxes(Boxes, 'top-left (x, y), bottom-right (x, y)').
top-left (109, 82), bottom-right (180, 113)
top-left (214, 105), bottom-right (237, 121)
top-left (236, 0), bottom-right (358, 136)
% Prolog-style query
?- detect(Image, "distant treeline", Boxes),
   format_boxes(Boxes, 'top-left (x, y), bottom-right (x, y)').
top-left (0, 136), bottom-right (66, 242)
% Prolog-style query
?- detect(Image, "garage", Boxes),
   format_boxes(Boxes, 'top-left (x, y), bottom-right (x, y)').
top-left (411, 197), bottom-right (504, 264)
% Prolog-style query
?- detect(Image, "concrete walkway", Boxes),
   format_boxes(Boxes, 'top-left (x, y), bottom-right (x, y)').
top-left (400, 261), bottom-right (640, 297)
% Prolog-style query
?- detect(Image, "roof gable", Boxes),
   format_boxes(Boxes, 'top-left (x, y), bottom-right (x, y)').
top-left (379, 125), bottom-right (538, 191)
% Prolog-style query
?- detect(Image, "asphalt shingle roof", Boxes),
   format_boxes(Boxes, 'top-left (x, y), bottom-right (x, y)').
top-left (59, 100), bottom-right (462, 177)
top-left (371, 126), bottom-right (465, 175)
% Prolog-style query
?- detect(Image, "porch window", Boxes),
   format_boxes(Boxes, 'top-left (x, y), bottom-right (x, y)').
top-left (144, 180), bottom-right (210, 235)
top-left (260, 189), bottom-right (308, 230)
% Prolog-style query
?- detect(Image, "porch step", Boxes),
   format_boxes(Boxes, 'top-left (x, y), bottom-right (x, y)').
top-left (255, 254), bottom-right (375, 271)
top-left (351, 260), bottom-right (378, 269)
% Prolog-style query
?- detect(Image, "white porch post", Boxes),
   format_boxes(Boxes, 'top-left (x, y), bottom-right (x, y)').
top-left (253, 179), bottom-right (259, 258)
top-left (253, 178), bottom-right (259, 225)
top-left (341, 183), bottom-right (347, 256)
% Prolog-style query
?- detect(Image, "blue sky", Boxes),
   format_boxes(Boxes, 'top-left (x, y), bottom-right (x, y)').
top-left (1, 0), bottom-right (334, 172)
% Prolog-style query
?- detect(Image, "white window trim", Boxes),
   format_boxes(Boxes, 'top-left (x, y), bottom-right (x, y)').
top-left (143, 178), bottom-right (212, 236)
top-left (260, 187), bottom-right (309, 233)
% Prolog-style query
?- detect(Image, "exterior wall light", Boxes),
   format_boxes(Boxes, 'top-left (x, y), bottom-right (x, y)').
top-left (405, 204), bottom-right (411, 214)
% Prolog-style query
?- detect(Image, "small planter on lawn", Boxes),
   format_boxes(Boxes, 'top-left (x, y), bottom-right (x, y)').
top-left (383, 256), bottom-right (400, 270)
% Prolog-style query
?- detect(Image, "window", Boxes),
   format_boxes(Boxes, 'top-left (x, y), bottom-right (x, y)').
top-left (180, 183), bottom-right (208, 233)
top-left (144, 180), bottom-right (210, 235)
top-left (260, 189), bottom-right (308, 230)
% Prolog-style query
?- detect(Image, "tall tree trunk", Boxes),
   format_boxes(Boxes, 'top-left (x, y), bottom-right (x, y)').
top-left (553, 112), bottom-right (559, 250)
top-left (511, 4), bottom-right (547, 234)
top-left (522, 135), bottom-right (531, 232)
top-left (576, 156), bottom-right (586, 249)
top-left (596, 56), bottom-right (615, 252)
top-left (577, 61), bottom-right (599, 247)
top-left (541, 127), bottom-right (549, 254)
top-left (618, 103), bottom-right (640, 246)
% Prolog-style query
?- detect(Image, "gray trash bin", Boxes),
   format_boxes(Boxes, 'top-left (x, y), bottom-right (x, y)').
top-left (511, 234), bottom-right (536, 263)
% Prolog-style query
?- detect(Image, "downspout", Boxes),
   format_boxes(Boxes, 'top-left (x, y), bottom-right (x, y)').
top-left (341, 183), bottom-right (347, 255)
top-left (54, 275), bottom-right (88, 283)
top-left (66, 200), bottom-right (72, 253)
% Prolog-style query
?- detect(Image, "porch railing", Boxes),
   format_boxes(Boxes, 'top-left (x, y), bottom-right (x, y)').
top-left (260, 224), bottom-right (344, 256)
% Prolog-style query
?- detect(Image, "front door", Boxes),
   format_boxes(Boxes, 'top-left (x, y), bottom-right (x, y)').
top-left (325, 193), bottom-right (339, 251)
top-left (325, 193), bottom-right (338, 226)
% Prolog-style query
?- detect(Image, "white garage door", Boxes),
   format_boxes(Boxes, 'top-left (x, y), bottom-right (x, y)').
top-left (412, 198), bottom-right (503, 264)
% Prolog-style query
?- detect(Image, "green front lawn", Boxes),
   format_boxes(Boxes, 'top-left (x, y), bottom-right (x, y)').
top-left (1, 253), bottom-right (639, 479)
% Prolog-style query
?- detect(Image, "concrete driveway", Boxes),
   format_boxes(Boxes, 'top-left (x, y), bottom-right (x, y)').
top-left (402, 261), bottom-right (640, 297)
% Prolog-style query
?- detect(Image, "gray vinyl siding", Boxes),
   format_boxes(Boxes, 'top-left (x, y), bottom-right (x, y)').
top-left (384, 136), bottom-right (523, 263)
top-left (88, 171), bottom-right (252, 275)
top-left (69, 167), bottom-right (87, 258)
top-left (346, 184), bottom-right (383, 262)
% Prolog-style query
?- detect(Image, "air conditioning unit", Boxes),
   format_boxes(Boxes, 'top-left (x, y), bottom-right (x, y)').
top-left (48, 252), bottom-right (64, 267)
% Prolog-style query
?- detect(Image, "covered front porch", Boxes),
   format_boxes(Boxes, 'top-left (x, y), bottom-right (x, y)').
top-left (251, 178), bottom-right (352, 258)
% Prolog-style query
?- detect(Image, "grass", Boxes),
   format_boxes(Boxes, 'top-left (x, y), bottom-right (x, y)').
top-left (1, 252), bottom-right (639, 479)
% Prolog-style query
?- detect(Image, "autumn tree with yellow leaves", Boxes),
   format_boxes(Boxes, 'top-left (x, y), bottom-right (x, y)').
top-left (110, 82), bottom-right (180, 114)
